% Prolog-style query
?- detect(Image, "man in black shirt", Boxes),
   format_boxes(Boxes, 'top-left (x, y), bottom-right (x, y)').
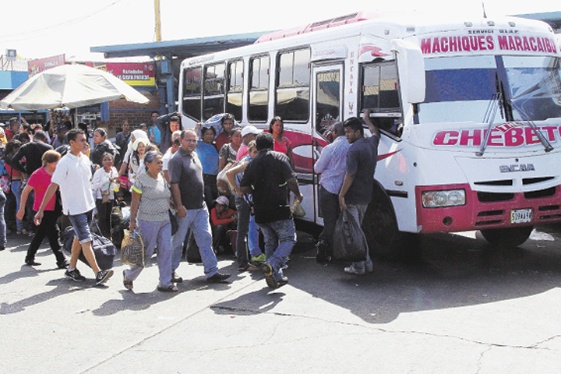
top-left (11, 130), bottom-right (53, 175)
top-left (240, 132), bottom-right (303, 289)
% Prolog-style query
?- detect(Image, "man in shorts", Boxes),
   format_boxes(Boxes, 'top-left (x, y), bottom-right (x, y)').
top-left (35, 129), bottom-right (113, 285)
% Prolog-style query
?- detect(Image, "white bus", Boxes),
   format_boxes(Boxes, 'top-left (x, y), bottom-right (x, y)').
top-left (178, 11), bottom-right (561, 257)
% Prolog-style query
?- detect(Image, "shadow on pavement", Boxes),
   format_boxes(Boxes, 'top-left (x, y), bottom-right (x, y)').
top-left (213, 224), bottom-right (561, 324)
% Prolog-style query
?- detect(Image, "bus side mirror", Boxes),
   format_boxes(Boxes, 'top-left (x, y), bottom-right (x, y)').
top-left (391, 39), bottom-right (426, 104)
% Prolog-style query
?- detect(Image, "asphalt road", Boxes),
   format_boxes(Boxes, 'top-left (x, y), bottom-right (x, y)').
top-left (2, 224), bottom-right (561, 373)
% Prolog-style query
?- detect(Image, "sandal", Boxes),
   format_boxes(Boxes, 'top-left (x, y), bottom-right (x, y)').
top-left (123, 270), bottom-right (133, 290)
top-left (157, 284), bottom-right (178, 292)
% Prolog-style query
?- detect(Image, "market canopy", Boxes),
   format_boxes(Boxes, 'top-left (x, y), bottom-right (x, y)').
top-left (0, 63), bottom-right (149, 110)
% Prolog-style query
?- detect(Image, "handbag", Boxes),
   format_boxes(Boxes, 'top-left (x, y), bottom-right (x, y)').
top-left (101, 190), bottom-right (110, 203)
top-left (121, 229), bottom-right (145, 267)
top-left (332, 210), bottom-right (367, 262)
top-left (169, 210), bottom-right (178, 235)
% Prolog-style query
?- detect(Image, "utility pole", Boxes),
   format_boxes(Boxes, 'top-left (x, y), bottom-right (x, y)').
top-left (154, 0), bottom-right (162, 41)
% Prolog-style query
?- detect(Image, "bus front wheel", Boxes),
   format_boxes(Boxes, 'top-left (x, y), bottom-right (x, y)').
top-left (362, 184), bottom-right (417, 260)
top-left (480, 226), bottom-right (534, 248)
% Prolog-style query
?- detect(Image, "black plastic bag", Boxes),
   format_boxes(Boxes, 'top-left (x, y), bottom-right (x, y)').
top-left (332, 210), bottom-right (367, 262)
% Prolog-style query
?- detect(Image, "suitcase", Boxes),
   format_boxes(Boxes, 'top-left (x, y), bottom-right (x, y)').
top-left (63, 226), bottom-right (116, 270)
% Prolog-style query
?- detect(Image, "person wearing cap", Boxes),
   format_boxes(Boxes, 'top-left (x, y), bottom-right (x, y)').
top-left (209, 195), bottom-right (237, 254)
top-left (51, 121), bottom-right (71, 149)
top-left (226, 140), bottom-right (265, 272)
top-left (156, 112), bottom-right (181, 151)
top-left (313, 121), bottom-right (351, 263)
top-left (236, 125), bottom-right (262, 161)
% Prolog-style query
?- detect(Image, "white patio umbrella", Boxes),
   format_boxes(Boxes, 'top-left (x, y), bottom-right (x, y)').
top-left (0, 64), bottom-right (149, 110)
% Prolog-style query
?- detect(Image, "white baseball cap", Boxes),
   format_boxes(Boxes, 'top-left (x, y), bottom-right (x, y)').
top-left (241, 125), bottom-right (262, 138)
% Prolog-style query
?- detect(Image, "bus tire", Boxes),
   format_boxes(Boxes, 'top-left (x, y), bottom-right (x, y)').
top-left (480, 226), bottom-right (534, 248)
top-left (362, 183), bottom-right (417, 260)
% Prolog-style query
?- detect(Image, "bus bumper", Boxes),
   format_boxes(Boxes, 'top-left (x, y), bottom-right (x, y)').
top-left (415, 183), bottom-right (561, 233)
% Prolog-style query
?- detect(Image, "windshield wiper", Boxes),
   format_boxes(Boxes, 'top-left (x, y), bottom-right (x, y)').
top-left (513, 102), bottom-right (554, 153)
top-left (476, 92), bottom-right (501, 156)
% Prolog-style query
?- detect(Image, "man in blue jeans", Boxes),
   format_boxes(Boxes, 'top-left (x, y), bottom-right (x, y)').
top-left (35, 129), bottom-right (113, 286)
top-left (168, 129), bottom-right (230, 283)
top-left (338, 110), bottom-right (380, 275)
top-left (240, 132), bottom-right (303, 289)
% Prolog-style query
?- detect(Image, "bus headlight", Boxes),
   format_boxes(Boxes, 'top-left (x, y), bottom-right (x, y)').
top-left (422, 189), bottom-right (466, 208)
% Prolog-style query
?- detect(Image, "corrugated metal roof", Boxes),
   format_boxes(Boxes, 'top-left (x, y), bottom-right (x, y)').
top-left (90, 31), bottom-right (272, 59)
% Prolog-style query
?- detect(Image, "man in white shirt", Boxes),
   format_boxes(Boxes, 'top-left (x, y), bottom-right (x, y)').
top-left (35, 129), bottom-right (114, 286)
top-left (313, 122), bottom-right (351, 263)
top-left (162, 130), bottom-right (181, 183)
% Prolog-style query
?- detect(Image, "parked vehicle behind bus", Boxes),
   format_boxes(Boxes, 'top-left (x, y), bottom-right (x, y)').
top-left (178, 11), bottom-right (561, 258)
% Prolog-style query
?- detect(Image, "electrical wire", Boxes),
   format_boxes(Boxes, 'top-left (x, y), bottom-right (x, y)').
top-left (0, 0), bottom-right (126, 42)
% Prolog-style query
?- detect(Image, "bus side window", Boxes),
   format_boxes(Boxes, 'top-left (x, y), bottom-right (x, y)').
top-left (361, 61), bottom-right (403, 137)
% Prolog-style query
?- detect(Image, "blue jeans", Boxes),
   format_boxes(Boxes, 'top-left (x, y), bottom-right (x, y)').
top-left (0, 190), bottom-right (6, 247)
top-left (234, 196), bottom-right (262, 267)
top-left (11, 180), bottom-right (23, 232)
top-left (171, 205), bottom-right (218, 278)
top-left (68, 210), bottom-right (93, 244)
top-left (125, 219), bottom-right (173, 288)
top-left (346, 204), bottom-right (371, 270)
top-left (257, 218), bottom-right (296, 281)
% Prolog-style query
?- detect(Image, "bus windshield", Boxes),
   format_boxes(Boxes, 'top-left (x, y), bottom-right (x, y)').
top-left (418, 55), bottom-right (561, 124)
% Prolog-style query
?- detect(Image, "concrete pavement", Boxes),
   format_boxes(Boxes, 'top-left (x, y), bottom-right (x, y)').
top-left (2, 226), bottom-right (561, 373)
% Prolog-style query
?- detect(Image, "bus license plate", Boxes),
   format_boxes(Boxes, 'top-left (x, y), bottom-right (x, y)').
top-left (510, 209), bottom-right (532, 224)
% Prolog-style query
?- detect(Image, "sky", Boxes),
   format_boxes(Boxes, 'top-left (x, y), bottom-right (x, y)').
top-left (0, 0), bottom-right (558, 61)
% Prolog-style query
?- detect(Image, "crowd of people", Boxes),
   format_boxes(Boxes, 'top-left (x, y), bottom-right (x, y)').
top-left (0, 109), bottom-right (380, 291)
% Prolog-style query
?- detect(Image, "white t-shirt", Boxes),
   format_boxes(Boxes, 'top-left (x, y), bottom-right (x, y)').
top-left (51, 152), bottom-right (95, 215)
top-left (162, 148), bottom-right (177, 171)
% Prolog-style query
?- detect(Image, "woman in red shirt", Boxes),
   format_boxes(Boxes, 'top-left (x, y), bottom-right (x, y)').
top-left (17, 150), bottom-right (67, 268)
top-left (269, 116), bottom-right (294, 167)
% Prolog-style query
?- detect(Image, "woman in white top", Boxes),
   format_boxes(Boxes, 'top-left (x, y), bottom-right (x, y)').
top-left (91, 152), bottom-right (119, 239)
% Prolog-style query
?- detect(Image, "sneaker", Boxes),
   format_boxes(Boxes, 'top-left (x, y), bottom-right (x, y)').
top-left (25, 260), bottom-right (41, 266)
top-left (56, 260), bottom-right (69, 269)
top-left (65, 268), bottom-right (86, 282)
top-left (344, 264), bottom-right (365, 275)
top-left (95, 269), bottom-right (114, 286)
top-left (157, 284), bottom-right (178, 292)
top-left (250, 253), bottom-right (267, 264)
top-left (258, 262), bottom-right (279, 288)
top-left (365, 260), bottom-right (374, 273)
top-left (123, 270), bottom-right (133, 290)
top-left (206, 272), bottom-right (231, 283)
top-left (171, 272), bottom-right (183, 283)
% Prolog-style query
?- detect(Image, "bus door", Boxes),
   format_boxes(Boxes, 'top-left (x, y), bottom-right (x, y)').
top-left (311, 63), bottom-right (343, 225)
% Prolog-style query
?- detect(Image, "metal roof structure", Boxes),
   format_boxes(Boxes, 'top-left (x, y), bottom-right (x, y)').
top-left (90, 31), bottom-right (271, 59)
top-left (515, 11), bottom-right (561, 32)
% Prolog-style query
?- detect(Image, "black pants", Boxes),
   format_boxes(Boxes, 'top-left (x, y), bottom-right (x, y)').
top-left (95, 198), bottom-right (113, 239)
top-left (318, 185), bottom-right (341, 255)
top-left (25, 210), bottom-right (66, 264)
